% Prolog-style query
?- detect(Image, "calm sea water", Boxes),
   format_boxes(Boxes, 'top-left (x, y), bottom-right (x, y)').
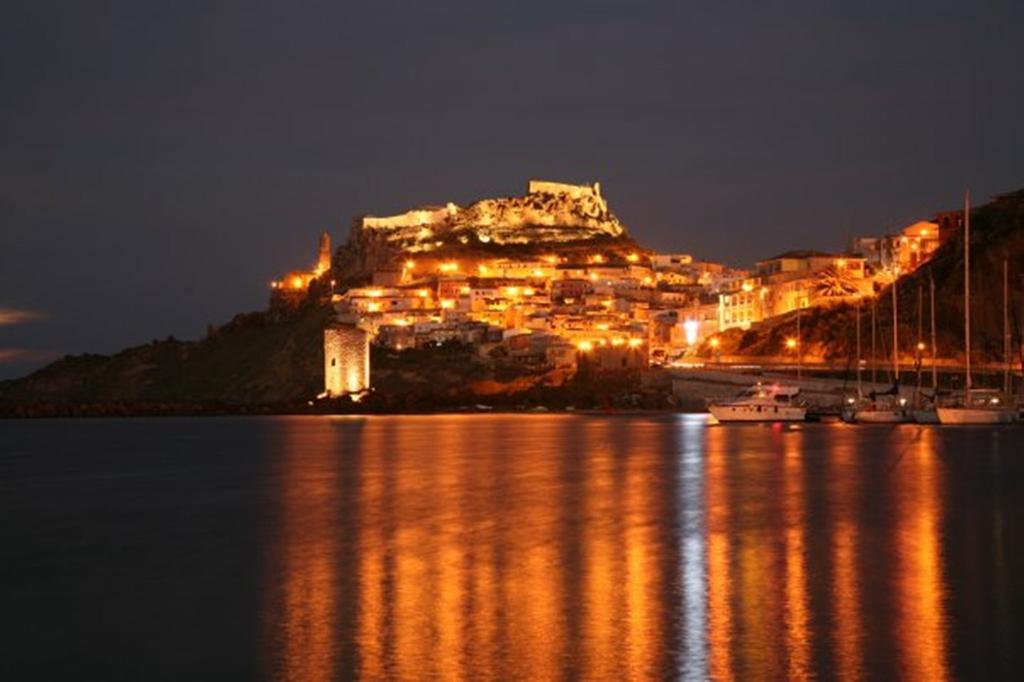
top-left (1, 415), bottom-right (1022, 680)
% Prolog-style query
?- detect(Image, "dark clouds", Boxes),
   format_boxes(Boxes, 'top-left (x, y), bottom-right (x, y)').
top-left (2, 1), bottom-right (1023, 377)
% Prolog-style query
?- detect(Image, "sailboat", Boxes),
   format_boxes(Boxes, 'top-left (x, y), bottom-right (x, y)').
top-left (855, 271), bottom-right (911, 423)
top-left (936, 191), bottom-right (1018, 425)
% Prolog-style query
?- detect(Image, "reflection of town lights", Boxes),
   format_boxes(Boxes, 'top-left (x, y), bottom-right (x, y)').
top-left (628, 338), bottom-right (643, 348)
top-left (786, 338), bottom-right (798, 349)
top-left (709, 337), bottom-right (720, 349)
top-left (683, 319), bottom-right (699, 345)
top-left (577, 340), bottom-right (593, 352)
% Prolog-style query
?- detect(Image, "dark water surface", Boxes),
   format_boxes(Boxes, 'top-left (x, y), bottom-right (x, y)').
top-left (2, 415), bottom-right (1023, 680)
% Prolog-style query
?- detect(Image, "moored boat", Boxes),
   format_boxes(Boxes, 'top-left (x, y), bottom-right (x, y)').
top-left (709, 383), bottom-right (807, 422)
top-left (937, 192), bottom-right (1020, 425)
top-left (936, 390), bottom-right (1017, 425)
top-left (854, 397), bottom-right (911, 423)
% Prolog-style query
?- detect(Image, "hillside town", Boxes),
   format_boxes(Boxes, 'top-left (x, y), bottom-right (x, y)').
top-left (269, 181), bottom-right (957, 399)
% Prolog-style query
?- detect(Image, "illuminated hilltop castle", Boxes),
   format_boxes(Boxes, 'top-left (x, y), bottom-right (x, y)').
top-left (353, 179), bottom-right (625, 252)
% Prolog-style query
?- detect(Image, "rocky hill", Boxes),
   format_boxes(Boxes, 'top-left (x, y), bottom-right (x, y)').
top-left (0, 304), bottom-right (334, 415)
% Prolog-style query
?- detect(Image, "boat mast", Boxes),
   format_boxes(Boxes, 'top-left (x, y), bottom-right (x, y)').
top-left (871, 297), bottom-right (877, 386)
top-left (1004, 257), bottom-right (1011, 395)
top-left (930, 271), bottom-right (938, 389)
top-left (917, 284), bottom-right (924, 396)
top-left (964, 190), bottom-right (972, 402)
top-left (892, 275), bottom-right (899, 382)
top-left (856, 298), bottom-right (863, 398)
top-left (796, 306), bottom-right (802, 383)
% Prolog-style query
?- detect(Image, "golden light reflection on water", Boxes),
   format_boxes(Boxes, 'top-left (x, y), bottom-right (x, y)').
top-left (705, 425), bottom-right (734, 681)
top-left (783, 429), bottom-right (811, 680)
top-left (262, 417), bottom-right (961, 680)
top-left (268, 422), bottom-right (341, 682)
top-left (830, 434), bottom-right (863, 681)
top-left (893, 427), bottom-right (949, 681)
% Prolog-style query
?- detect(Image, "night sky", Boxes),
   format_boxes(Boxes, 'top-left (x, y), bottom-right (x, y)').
top-left (2, 1), bottom-right (1023, 378)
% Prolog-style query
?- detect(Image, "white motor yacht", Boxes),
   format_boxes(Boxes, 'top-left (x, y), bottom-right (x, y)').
top-left (709, 383), bottom-right (807, 422)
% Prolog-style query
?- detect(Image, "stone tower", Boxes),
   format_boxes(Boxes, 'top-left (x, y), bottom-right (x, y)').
top-left (324, 323), bottom-right (370, 399)
top-left (316, 231), bottom-right (332, 274)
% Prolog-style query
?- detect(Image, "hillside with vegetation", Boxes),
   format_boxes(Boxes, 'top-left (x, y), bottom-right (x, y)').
top-left (707, 188), bottom-right (1024, 366)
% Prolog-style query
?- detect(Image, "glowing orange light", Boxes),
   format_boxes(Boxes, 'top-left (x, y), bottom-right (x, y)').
top-left (523, 287), bottom-right (535, 297)
top-left (290, 275), bottom-right (305, 290)
top-left (917, 342), bottom-right (926, 351)
top-left (596, 323), bottom-right (610, 331)
top-left (478, 264), bottom-right (490, 275)
top-left (626, 253), bottom-right (639, 263)
top-left (405, 259), bottom-right (415, 269)
top-left (459, 286), bottom-right (470, 295)
top-left (786, 338), bottom-right (798, 349)
top-left (741, 282), bottom-right (754, 292)
top-left (417, 289), bottom-right (428, 298)
top-left (628, 338), bottom-right (643, 348)
top-left (611, 337), bottom-right (625, 346)
top-left (439, 262), bottom-right (458, 273)
top-left (367, 288), bottom-right (383, 298)
top-left (836, 258), bottom-right (848, 269)
top-left (709, 338), bottom-right (720, 348)
top-left (440, 299), bottom-right (455, 310)
top-left (577, 340), bottom-right (594, 352)
top-left (366, 302), bottom-right (381, 313)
